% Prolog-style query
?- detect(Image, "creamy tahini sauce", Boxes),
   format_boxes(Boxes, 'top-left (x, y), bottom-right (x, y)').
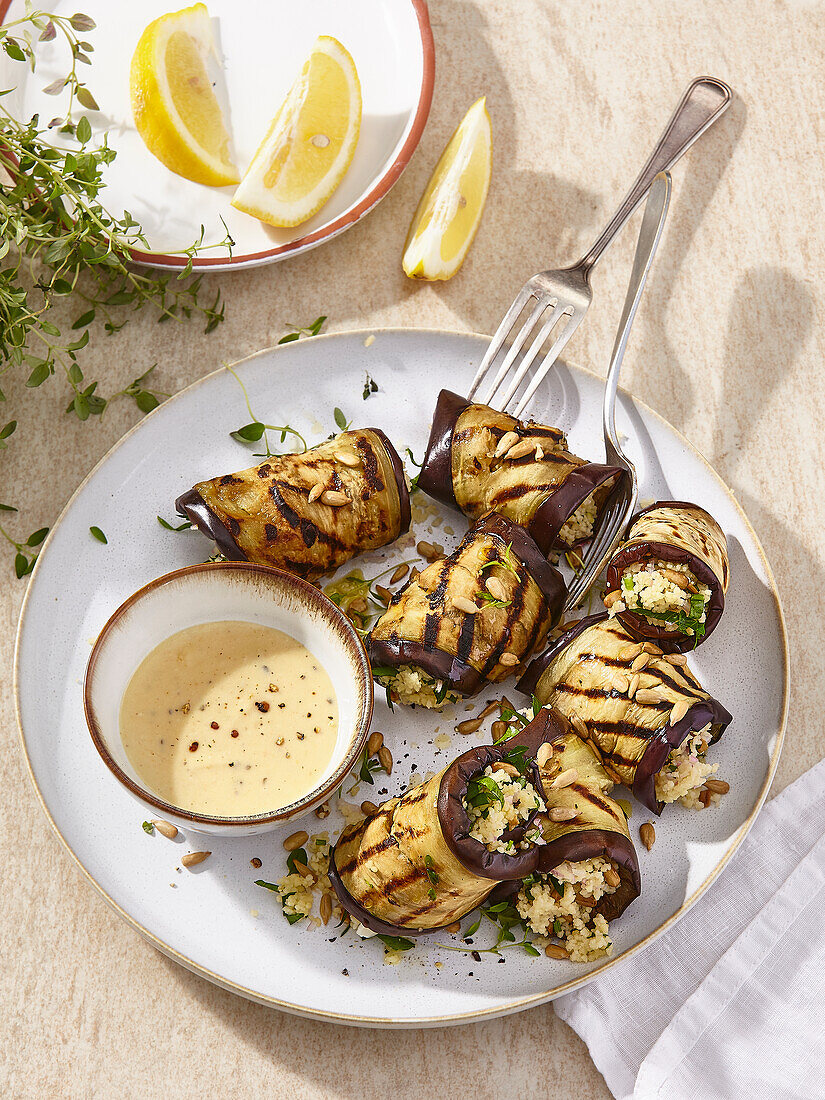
top-left (120, 621), bottom-right (339, 816)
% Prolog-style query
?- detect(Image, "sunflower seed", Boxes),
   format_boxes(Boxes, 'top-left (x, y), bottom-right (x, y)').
top-left (635, 688), bottom-right (665, 704)
top-left (613, 673), bottom-right (630, 693)
top-left (631, 651), bottom-right (650, 671)
top-left (367, 731), bottom-right (384, 756)
top-left (485, 575), bottom-right (509, 602)
top-left (603, 589), bottom-right (623, 608)
top-left (551, 768), bottom-right (578, 789)
top-left (640, 822), bottom-right (655, 850)
top-left (452, 595), bottom-right (481, 614)
top-left (390, 564), bottom-right (409, 584)
top-left (307, 482), bottom-right (324, 503)
top-left (334, 449), bottom-right (361, 467)
top-left (548, 806), bottom-right (578, 822)
top-left (283, 830), bottom-right (309, 851)
top-left (643, 642), bottom-right (663, 655)
top-left (491, 761), bottom-right (520, 777)
top-left (498, 652), bottom-right (520, 667)
top-left (628, 673), bottom-right (641, 697)
top-left (667, 652), bottom-right (688, 666)
top-left (604, 867), bottom-right (621, 888)
top-left (669, 699), bottom-right (690, 725)
top-left (321, 490), bottom-right (350, 507)
top-left (545, 943), bottom-right (569, 959)
top-left (456, 716), bottom-right (484, 734)
top-left (504, 439), bottom-right (536, 461)
top-left (320, 893), bottom-right (333, 925)
top-left (536, 742), bottom-right (553, 768)
top-left (490, 720), bottom-right (507, 741)
top-left (446, 921), bottom-right (461, 934)
top-left (181, 851), bottom-right (211, 868)
top-left (378, 745), bottom-right (393, 774)
top-left (360, 800), bottom-right (379, 817)
top-left (375, 584), bottom-right (393, 605)
top-left (705, 778), bottom-right (730, 794)
top-left (494, 431), bottom-right (519, 458)
top-left (571, 715), bottom-right (588, 738)
top-left (151, 819), bottom-right (177, 839)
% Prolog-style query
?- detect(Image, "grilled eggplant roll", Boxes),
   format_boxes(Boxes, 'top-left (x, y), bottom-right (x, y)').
top-left (328, 738), bottom-right (549, 935)
top-left (512, 707), bottom-right (641, 962)
top-left (518, 614), bottom-right (732, 814)
top-left (176, 428), bottom-right (410, 579)
top-left (369, 513), bottom-right (566, 707)
top-left (603, 501), bottom-right (729, 652)
top-left (418, 389), bottom-right (626, 554)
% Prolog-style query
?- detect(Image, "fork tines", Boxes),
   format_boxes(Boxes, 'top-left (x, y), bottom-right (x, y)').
top-left (467, 280), bottom-right (583, 417)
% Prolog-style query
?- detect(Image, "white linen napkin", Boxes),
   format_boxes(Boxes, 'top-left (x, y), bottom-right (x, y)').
top-left (553, 758), bottom-right (825, 1099)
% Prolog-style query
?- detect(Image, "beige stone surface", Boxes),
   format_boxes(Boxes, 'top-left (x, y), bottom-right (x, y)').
top-left (2, 1), bottom-right (824, 1096)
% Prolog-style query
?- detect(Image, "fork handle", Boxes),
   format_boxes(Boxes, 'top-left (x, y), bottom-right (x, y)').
top-left (579, 77), bottom-right (731, 274)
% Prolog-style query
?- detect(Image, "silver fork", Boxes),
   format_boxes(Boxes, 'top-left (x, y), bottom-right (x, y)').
top-left (564, 171), bottom-right (671, 611)
top-left (467, 77), bottom-right (731, 416)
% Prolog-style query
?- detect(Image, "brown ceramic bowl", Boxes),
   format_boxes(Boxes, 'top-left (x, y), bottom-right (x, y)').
top-left (83, 562), bottom-right (373, 836)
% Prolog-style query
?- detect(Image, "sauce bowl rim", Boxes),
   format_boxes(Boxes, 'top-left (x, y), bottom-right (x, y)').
top-left (83, 561), bottom-right (374, 826)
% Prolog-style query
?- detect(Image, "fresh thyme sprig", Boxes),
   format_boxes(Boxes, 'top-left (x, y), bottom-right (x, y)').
top-left (277, 315), bottom-right (326, 344)
top-left (226, 362), bottom-right (308, 457)
top-left (0, 9), bottom-right (232, 576)
top-left (0, 504), bottom-right (48, 576)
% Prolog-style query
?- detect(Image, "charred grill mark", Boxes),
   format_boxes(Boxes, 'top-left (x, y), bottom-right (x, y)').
top-left (264, 523), bottom-right (278, 542)
top-left (652, 667), bottom-right (703, 697)
top-left (226, 516), bottom-right (240, 536)
top-left (256, 464), bottom-right (272, 478)
top-left (364, 865), bottom-right (429, 904)
top-left (337, 833), bottom-right (399, 877)
top-left (269, 483), bottom-right (346, 553)
top-left (357, 436), bottom-right (385, 494)
top-left (390, 825), bottom-right (429, 842)
top-left (456, 607), bottom-right (476, 663)
top-left (424, 560), bottom-right (454, 649)
top-left (480, 541), bottom-right (528, 678)
top-left (398, 787), bottom-right (430, 809)
top-left (220, 474), bottom-right (244, 486)
top-left (568, 783), bottom-right (620, 818)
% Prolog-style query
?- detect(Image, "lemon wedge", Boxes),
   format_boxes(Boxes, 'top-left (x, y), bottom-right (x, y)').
top-left (130, 3), bottom-right (239, 187)
top-left (231, 36), bottom-right (361, 228)
top-left (402, 97), bottom-right (492, 281)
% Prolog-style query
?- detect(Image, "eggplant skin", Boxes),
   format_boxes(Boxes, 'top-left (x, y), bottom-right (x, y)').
top-left (418, 389), bottom-right (626, 554)
top-left (605, 501), bottom-right (730, 653)
top-left (517, 614), bottom-right (732, 814)
top-left (176, 428), bottom-right (410, 579)
top-left (369, 512), bottom-right (566, 697)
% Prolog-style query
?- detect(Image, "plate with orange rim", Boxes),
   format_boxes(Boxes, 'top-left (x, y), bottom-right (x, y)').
top-left (0, 0), bottom-right (434, 270)
top-left (14, 328), bottom-right (788, 1026)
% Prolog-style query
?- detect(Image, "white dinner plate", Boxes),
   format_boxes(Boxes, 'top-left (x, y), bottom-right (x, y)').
top-left (0, 0), bottom-right (434, 269)
top-left (15, 329), bottom-right (788, 1027)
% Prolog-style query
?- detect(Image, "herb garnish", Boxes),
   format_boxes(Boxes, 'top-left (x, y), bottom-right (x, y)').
top-left (141, 821), bottom-right (154, 835)
top-left (636, 593), bottom-right (707, 644)
top-left (362, 372), bottom-right (378, 400)
top-left (226, 362), bottom-right (308, 457)
top-left (403, 447), bottom-right (422, 492)
top-left (424, 854), bottom-right (439, 901)
top-left (376, 934), bottom-right (415, 952)
top-left (157, 515), bottom-right (193, 533)
top-left (356, 745), bottom-right (382, 786)
top-left (89, 525), bottom-right (106, 543)
top-left (0, 513), bottom-right (48, 577)
top-left (438, 900), bottom-right (538, 958)
top-left (277, 315), bottom-right (326, 343)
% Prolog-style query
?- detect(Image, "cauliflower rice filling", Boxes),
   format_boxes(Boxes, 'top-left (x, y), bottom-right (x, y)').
top-left (654, 725), bottom-right (725, 809)
top-left (517, 857), bottom-right (619, 962)
top-left (608, 560), bottom-right (711, 635)
top-left (558, 492), bottom-right (599, 547)
top-left (376, 664), bottom-right (460, 709)
top-left (463, 765), bottom-right (546, 854)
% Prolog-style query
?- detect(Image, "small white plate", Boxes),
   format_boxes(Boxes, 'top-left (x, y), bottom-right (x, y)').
top-left (0, 0), bottom-right (434, 270)
top-left (15, 329), bottom-right (788, 1026)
